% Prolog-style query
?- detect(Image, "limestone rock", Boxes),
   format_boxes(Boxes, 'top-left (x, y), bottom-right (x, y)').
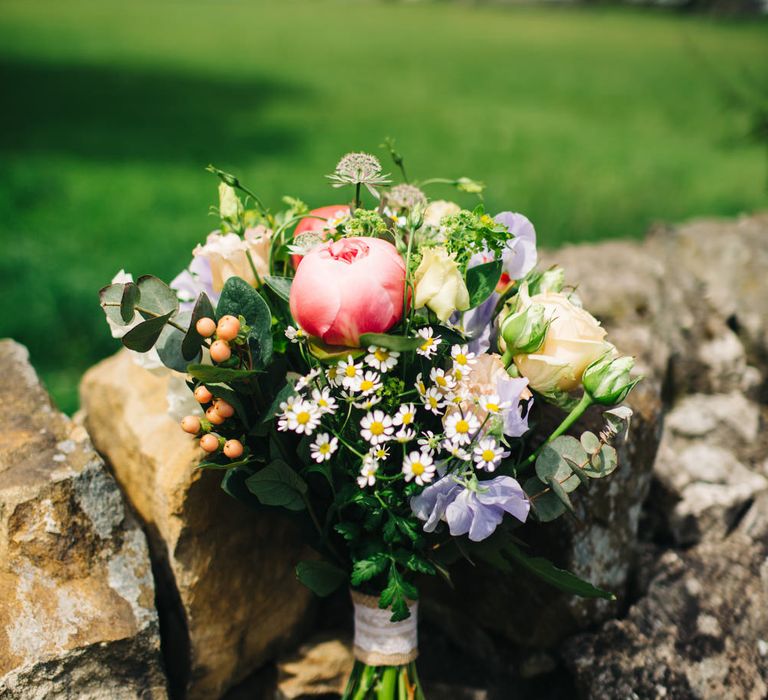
top-left (0, 340), bottom-right (167, 699)
top-left (275, 636), bottom-right (353, 699)
top-left (563, 492), bottom-right (768, 700)
top-left (80, 350), bottom-right (312, 700)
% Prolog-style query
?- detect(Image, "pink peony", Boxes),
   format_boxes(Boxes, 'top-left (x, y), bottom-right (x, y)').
top-left (289, 237), bottom-right (406, 347)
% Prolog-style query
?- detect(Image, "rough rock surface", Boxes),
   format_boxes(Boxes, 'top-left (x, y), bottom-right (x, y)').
top-left (80, 350), bottom-right (312, 700)
top-left (0, 340), bottom-right (167, 699)
top-left (275, 636), bottom-right (353, 699)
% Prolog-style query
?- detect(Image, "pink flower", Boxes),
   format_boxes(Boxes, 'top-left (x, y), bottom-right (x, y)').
top-left (290, 237), bottom-right (406, 347)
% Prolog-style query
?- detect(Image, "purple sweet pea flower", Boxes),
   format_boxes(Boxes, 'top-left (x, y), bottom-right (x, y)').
top-left (170, 255), bottom-right (218, 311)
top-left (497, 375), bottom-right (532, 438)
top-left (494, 212), bottom-right (537, 281)
top-left (410, 475), bottom-right (530, 542)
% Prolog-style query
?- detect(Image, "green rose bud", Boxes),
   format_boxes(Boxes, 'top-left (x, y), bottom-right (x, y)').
top-left (499, 303), bottom-right (548, 356)
top-left (455, 177), bottom-right (485, 194)
top-left (532, 266), bottom-right (566, 294)
top-left (583, 354), bottom-right (639, 405)
top-left (218, 183), bottom-right (243, 220)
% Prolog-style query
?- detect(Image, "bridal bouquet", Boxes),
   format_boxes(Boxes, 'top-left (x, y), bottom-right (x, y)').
top-left (100, 147), bottom-right (638, 698)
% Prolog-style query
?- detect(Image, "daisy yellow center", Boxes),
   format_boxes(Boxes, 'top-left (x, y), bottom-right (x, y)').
top-left (319, 444), bottom-right (331, 454)
top-left (360, 380), bottom-right (374, 391)
top-left (482, 449), bottom-right (495, 462)
top-left (297, 412), bottom-right (310, 425)
top-left (402, 412), bottom-right (413, 424)
top-left (345, 366), bottom-right (357, 377)
top-left (456, 419), bottom-right (469, 434)
top-left (318, 398), bottom-right (328, 407)
top-left (435, 376), bottom-right (447, 387)
top-left (411, 462), bottom-right (425, 476)
top-left (454, 369), bottom-right (464, 381)
top-left (328, 368), bottom-right (337, 379)
top-left (456, 353), bottom-right (467, 365)
top-left (420, 339), bottom-right (434, 350)
top-left (370, 422), bottom-right (384, 436)
top-left (374, 349), bottom-right (389, 362)
top-left (429, 397), bottom-right (438, 407)
top-left (486, 402), bottom-right (499, 413)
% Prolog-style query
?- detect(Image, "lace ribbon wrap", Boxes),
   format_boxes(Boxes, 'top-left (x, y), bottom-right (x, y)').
top-left (351, 591), bottom-right (419, 666)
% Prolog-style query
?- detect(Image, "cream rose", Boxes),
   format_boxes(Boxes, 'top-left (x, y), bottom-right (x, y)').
top-left (512, 290), bottom-right (611, 394)
top-left (412, 247), bottom-right (470, 321)
top-left (193, 225), bottom-right (272, 292)
top-left (423, 200), bottom-right (461, 228)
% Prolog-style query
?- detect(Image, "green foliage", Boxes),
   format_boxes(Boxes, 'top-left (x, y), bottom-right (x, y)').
top-left (182, 292), bottom-right (215, 361)
top-left (465, 259), bottom-right (502, 308)
top-left (216, 277), bottom-right (273, 367)
top-left (295, 560), bottom-right (347, 597)
top-left (263, 275), bottom-right (292, 303)
top-left (245, 459), bottom-right (307, 511)
top-left (350, 553), bottom-right (389, 586)
top-left (136, 275), bottom-right (178, 317)
top-left (379, 563), bottom-right (418, 622)
top-left (359, 333), bottom-right (423, 353)
top-left (121, 311), bottom-right (173, 352)
top-left (187, 364), bottom-right (262, 383)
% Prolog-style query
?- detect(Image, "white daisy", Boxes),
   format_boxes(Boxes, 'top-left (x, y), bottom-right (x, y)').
top-left (393, 403), bottom-right (417, 428)
top-left (402, 450), bottom-right (436, 486)
top-left (473, 437), bottom-right (507, 472)
top-left (310, 433), bottom-right (338, 463)
top-left (353, 395), bottom-right (382, 410)
top-left (337, 355), bottom-right (363, 390)
top-left (422, 387), bottom-right (445, 415)
top-left (360, 410), bottom-right (394, 445)
top-left (325, 365), bottom-right (340, 387)
top-left (479, 393), bottom-right (511, 415)
top-left (441, 439), bottom-right (471, 461)
top-left (357, 458), bottom-right (379, 488)
top-left (416, 327), bottom-right (442, 359)
top-left (451, 344), bottom-right (477, 370)
top-left (355, 370), bottom-right (382, 396)
top-left (295, 368), bottom-right (320, 392)
top-left (395, 427), bottom-right (416, 443)
top-left (443, 411), bottom-right (481, 445)
top-left (280, 399), bottom-right (321, 435)
top-left (311, 387), bottom-right (338, 415)
top-left (430, 367), bottom-right (457, 392)
top-left (452, 366), bottom-right (470, 383)
top-left (369, 445), bottom-right (390, 461)
top-left (418, 430), bottom-right (441, 450)
top-left (414, 372), bottom-right (428, 398)
top-left (365, 346), bottom-right (400, 372)
top-left (285, 325), bottom-right (306, 343)
top-left (444, 388), bottom-right (469, 408)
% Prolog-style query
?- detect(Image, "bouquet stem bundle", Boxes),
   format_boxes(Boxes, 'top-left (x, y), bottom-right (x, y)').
top-left (342, 661), bottom-right (425, 700)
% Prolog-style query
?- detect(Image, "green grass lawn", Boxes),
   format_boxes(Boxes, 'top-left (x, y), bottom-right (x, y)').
top-left (0, 0), bottom-right (766, 413)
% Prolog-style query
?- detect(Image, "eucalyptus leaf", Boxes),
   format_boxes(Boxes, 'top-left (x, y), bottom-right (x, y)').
top-left (534, 436), bottom-right (585, 494)
top-left (296, 560), bottom-right (347, 597)
top-left (156, 319), bottom-right (196, 372)
top-left (465, 259), bottom-right (502, 308)
top-left (137, 275), bottom-right (178, 316)
top-left (182, 292), bottom-right (215, 361)
top-left (120, 283), bottom-right (140, 323)
top-left (523, 476), bottom-right (567, 522)
top-left (121, 312), bottom-right (173, 352)
top-left (359, 333), bottom-right (423, 352)
top-left (585, 444), bottom-right (619, 478)
top-left (245, 459), bottom-right (307, 511)
top-left (547, 476), bottom-right (575, 513)
top-left (580, 431), bottom-right (601, 455)
top-left (99, 283), bottom-right (130, 326)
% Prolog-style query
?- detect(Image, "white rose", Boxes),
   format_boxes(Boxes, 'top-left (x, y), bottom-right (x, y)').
top-left (413, 247), bottom-right (470, 321)
top-left (423, 200), bottom-right (461, 228)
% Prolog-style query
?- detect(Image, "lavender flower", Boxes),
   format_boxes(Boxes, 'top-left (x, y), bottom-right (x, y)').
top-left (410, 475), bottom-right (530, 542)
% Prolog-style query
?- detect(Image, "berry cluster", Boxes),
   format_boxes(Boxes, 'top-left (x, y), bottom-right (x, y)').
top-left (196, 314), bottom-right (241, 362)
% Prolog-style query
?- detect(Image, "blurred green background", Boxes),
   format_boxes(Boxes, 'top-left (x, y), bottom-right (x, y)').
top-left (0, 0), bottom-right (766, 413)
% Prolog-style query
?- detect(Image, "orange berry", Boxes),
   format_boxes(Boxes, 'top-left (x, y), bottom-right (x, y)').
top-left (200, 434), bottom-right (220, 453)
top-left (180, 415), bottom-right (201, 434)
top-left (195, 317), bottom-right (216, 338)
top-left (210, 339), bottom-right (232, 363)
top-left (194, 385), bottom-right (213, 404)
top-left (223, 439), bottom-right (244, 459)
top-left (214, 399), bottom-right (235, 418)
top-left (216, 315), bottom-right (241, 341)
top-left (206, 406), bottom-right (225, 425)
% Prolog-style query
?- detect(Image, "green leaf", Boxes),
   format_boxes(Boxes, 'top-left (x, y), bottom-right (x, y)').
top-left (359, 333), bottom-right (423, 352)
top-left (350, 554), bottom-right (389, 586)
top-left (535, 436), bottom-right (585, 494)
top-left (216, 277), bottom-right (273, 367)
top-left (264, 275), bottom-right (293, 303)
top-left (296, 560), bottom-right (347, 597)
top-left (523, 476), bottom-right (567, 522)
top-left (585, 444), bottom-right (619, 478)
top-left (502, 541), bottom-right (616, 601)
top-left (187, 364), bottom-right (262, 383)
top-left (465, 259), bottom-right (502, 308)
top-left (205, 382), bottom-right (249, 425)
top-left (120, 283), bottom-right (140, 323)
top-left (155, 310), bottom-right (195, 372)
top-left (121, 312), bottom-right (173, 352)
top-left (182, 292), bottom-right (215, 361)
top-left (402, 552), bottom-right (436, 576)
top-left (546, 475), bottom-right (575, 514)
top-left (580, 431), bottom-right (601, 455)
top-left (262, 380), bottom-right (296, 423)
top-left (99, 283), bottom-right (130, 326)
top-left (245, 459), bottom-right (307, 511)
top-left (308, 339), bottom-right (365, 362)
top-left (137, 275), bottom-right (178, 316)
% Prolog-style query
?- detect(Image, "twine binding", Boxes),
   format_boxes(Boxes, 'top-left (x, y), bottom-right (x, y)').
top-left (351, 590), bottom-right (419, 666)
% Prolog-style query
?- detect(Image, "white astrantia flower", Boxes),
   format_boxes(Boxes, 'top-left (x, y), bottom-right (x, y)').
top-left (337, 355), bottom-right (364, 390)
top-left (285, 325), bottom-right (307, 343)
top-left (430, 367), bottom-right (457, 392)
top-left (395, 427), bottom-right (416, 444)
top-left (416, 327), bottom-right (442, 359)
top-left (422, 387), bottom-right (445, 415)
top-left (311, 387), bottom-right (338, 415)
top-left (441, 439), bottom-right (471, 461)
top-left (355, 370), bottom-right (382, 396)
top-left (402, 450), bottom-right (436, 486)
top-left (279, 399), bottom-right (321, 435)
top-left (478, 393), bottom-right (511, 415)
top-left (444, 411), bottom-right (481, 445)
top-left (353, 395), bottom-right (382, 410)
top-left (451, 344), bottom-right (477, 371)
top-left (357, 457), bottom-right (379, 488)
top-left (393, 403), bottom-right (417, 428)
top-left (310, 433), bottom-right (339, 463)
top-left (295, 368), bottom-right (321, 393)
top-left (365, 346), bottom-right (400, 373)
top-left (418, 430), bottom-right (441, 450)
top-left (473, 437), bottom-right (507, 472)
top-left (415, 373), bottom-right (428, 398)
top-left (360, 410), bottom-right (394, 445)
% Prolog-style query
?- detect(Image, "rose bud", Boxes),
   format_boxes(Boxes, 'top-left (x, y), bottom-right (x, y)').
top-left (216, 315), bottom-right (241, 341)
top-left (199, 434), bottom-right (221, 453)
top-left (180, 415), bottom-right (201, 434)
top-left (223, 439), bottom-right (244, 459)
top-left (206, 406), bottom-right (225, 425)
top-left (195, 317), bottom-right (217, 338)
top-left (291, 205), bottom-right (350, 268)
top-left (210, 339), bottom-right (232, 363)
top-left (290, 237), bottom-right (406, 347)
top-left (214, 399), bottom-right (235, 418)
top-left (412, 247), bottom-right (469, 321)
top-left (499, 303), bottom-right (547, 357)
top-left (194, 385), bottom-right (213, 404)
top-left (583, 355), bottom-right (639, 405)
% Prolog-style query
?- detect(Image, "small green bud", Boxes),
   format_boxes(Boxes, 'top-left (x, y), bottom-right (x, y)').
top-left (499, 303), bottom-right (548, 355)
top-left (455, 177), bottom-right (485, 194)
top-left (583, 355), bottom-right (639, 405)
top-left (207, 164), bottom-right (240, 188)
top-left (218, 183), bottom-right (243, 220)
top-left (536, 266), bottom-right (566, 294)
